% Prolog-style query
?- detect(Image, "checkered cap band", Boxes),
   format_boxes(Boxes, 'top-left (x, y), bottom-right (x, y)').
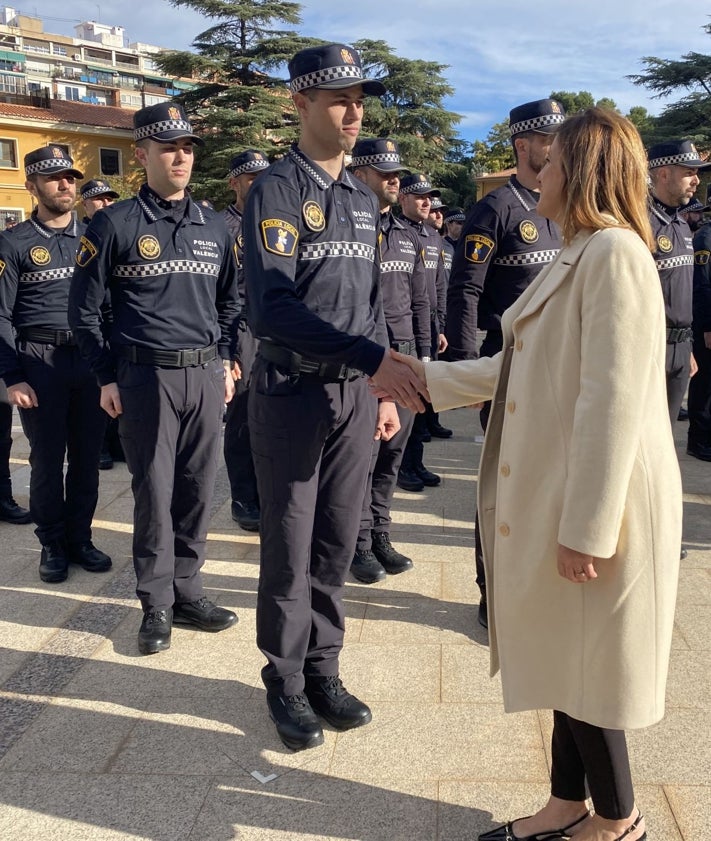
top-left (20, 267), bottom-right (75, 283)
top-left (656, 255), bottom-right (694, 270)
top-left (25, 157), bottom-right (76, 176)
top-left (299, 241), bottom-right (376, 261)
top-left (400, 179), bottom-right (435, 195)
top-left (649, 152), bottom-right (706, 169)
top-left (290, 64), bottom-right (363, 93)
top-left (228, 159), bottom-right (269, 179)
top-left (134, 118), bottom-right (195, 141)
top-left (351, 152), bottom-right (402, 168)
top-left (82, 184), bottom-right (115, 199)
top-left (493, 249), bottom-right (559, 267)
top-left (510, 113), bottom-right (565, 135)
top-left (445, 212), bottom-right (466, 222)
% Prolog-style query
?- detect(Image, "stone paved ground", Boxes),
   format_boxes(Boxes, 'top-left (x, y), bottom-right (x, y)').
top-left (0, 407), bottom-right (708, 840)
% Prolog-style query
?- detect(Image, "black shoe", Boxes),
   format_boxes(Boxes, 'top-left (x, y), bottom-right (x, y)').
top-left (686, 440), bottom-right (711, 461)
top-left (428, 422), bottom-right (453, 438)
top-left (351, 549), bottom-right (387, 583)
top-left (173, 596), bottom-right (238, 632)
top-left (231, 500), bottom-right (260, 532)
top-left (478, 600), bottom-right (488, 629)
top-left (680, 547), bottom-right (688, 560)
top-left (421, 429), bottom-right (432, 443)
top-left (67, 541), bottom-right (112, 572)
top-left (39, 540), bottom-right (69, 583)
top-left (478, 810), bottom-right (589, 841)
top-left (371, 532), bottom-right (413, 574)
top-left (266, 692), bottom-right (324, 751)
top-left (415, 465), bottom-right (441, 486)
top-left (138, 608), bottom-right (172, 655)
top-left (305, 675), bottom-right (372, 730)
top-left (678, 406), bottom-right (689, 421)
top-left (0, 496), bottom-right (32, 524)
top-left (98, 450), bottom-right (114, 470)
top-left (397, 468), bottom-right (424, 492)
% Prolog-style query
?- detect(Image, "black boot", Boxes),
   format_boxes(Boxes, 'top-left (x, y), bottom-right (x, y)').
top-left (396, 467), bottom-right (424, 492)
top-left (371, 532), bottom-right (413, 574)
top-left (266, 692), bottom-right (324, 751)
top-left (0, 496), bottom-right (32, 524)
top-left (304, 675), bottom-right (372, 730)
top-left (351, 549), bottom-right (386, 583)
top-left (39, 540), bottom-right (69, 583)
top-left (138, 608), bottom-right (172, 655)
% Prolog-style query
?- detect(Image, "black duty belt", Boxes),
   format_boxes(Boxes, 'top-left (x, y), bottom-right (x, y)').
top-left (19, 328), bottom-right (76, 346)
top-left (666, 327), bottom-right (693, 343)
top-left (259, 340), bottom-right (361, 382)
top-left (115, 344), bottom-right (218, 367)
top-left (391, 339), bottom-right (416, 356)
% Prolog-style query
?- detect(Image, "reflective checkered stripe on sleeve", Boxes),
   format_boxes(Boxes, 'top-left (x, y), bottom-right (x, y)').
top-left (380, 259), bottom-right (415, 274)
top-left (493, 249), bottom-right (559, 266)
top-left (655, 254), bottom-right (694, 271)
top-left (298, 242), bottom-right (375, 261)
top-left (114, 260), bottom-right (220, 278)
top-left (20, 267), bottom-right (75, 283)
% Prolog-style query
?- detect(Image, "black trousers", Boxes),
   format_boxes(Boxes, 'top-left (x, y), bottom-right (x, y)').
top-left (688, 331), bottom-right (711, 445)
top-left (17, 341), bottom-right (105, 545)
top-left (223, 379), bottom-right (258, 505)
top-left (117, 360), bottom-right (224, 611)
top-left (250, 362), bottom-right (376, 696)
top-left (550, 710), bottom-right (634, 820)
top-left (665, 339), bottom-right (692, 425)
top-left (357, 400), bottom-right (414, 551)
top-left (0, 381), bottom-right (13, 498)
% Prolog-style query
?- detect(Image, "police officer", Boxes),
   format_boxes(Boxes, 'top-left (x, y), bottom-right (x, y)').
top-left (688, 188), bottom-right (711, 460)
top-left (445, 98), bottom-right (565, 628)
top-left (69, 102), bottom-right (240, 655)
top-left (350, 137), bottom-right (431, 584)
top-left (647, 140), bottom-right (709, 424)
top-left (397, 172), bottom-right (450, 489)
top-left (79, 179), bottom-right (120, 223)
top-left (222, 150), bottom-right (269, 531)
top-left (4, 215), bottom-right (17, 230)
top-left (427, 195), bottom-right (447, 234)
top-left (442, 206), bottom-right (465, 275)
top-left (242, 43), bottom-right (425, 751)
top-left (0, 146), bottom-right (111, 581)
top-left (680, 197), bottom-right (708, 233)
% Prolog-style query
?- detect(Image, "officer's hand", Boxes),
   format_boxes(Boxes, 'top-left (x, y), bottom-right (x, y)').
top-left (375, 400), bottom-right (400, 441)
top-left (231, 361), bottom-right (242, 382)
top-left (7, 382), bottom-right (38, 409)
top-left (223, 372), bottom-right (236, 404)
top-left (369, 350), bottom-right (429, 412)
top-left (690, 351), bottom-right (699, 377)
top-left (100, 383), bottom-right (123, 418)
top-left (437, 333), bottom-right (448, 353)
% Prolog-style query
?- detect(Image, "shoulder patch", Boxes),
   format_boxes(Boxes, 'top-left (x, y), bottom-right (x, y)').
top-left (0, 258), bottom-right (5, 277)
top-left (464, 233), bottom-right (495, 264)
top-left (138, 235), bottom-right (161, 260)
top-left (30, 246), bottom-right (51, 266)
top-left (232, 241), bottom-right (240, 267)
top-left (695, 250), bottom-right (710, 265)
top-left (261, 219), bottom-right (298, 257)
top-left (657, 235), bottom-right (673, 254)
top-left (76, 236), bottom-right (98, 268)
top-left (302, 201), bottom-right (325, 232)
top-left (519, 220), bottom-right (539, 243)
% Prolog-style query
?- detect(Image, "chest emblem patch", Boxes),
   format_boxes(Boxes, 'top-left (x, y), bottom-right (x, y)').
top-left (138, 235), bottom-right (161, 260)
top-left (464, 233), bottom-right (495, 264)
top-left (30, 246), bottom-right (51, 266)
top-left (657, 235), bottom-right (673, 253)
top-left (76, 236), bottom-right (98, 268)
top-left (261, 219), bottom-right (298, 257)
top-left (302, 201), bottom-right (325, 232)
top-left (519, 220), bottom-right (539, 243)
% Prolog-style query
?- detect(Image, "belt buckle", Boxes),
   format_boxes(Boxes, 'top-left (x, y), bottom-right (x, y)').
top-left (181, 348), bottom-right (198, 366)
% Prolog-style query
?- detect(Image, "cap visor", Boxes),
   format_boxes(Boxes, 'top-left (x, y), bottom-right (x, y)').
top-left (314, 78), bottom-right (386, 96)
top-left (150, 131), bottom-right (204, 146)
top-left (370, 163), bottom-right (411, 174)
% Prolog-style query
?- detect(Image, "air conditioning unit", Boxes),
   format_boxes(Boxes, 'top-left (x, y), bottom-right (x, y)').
top-left (73, 53), bottom-right (81, 61)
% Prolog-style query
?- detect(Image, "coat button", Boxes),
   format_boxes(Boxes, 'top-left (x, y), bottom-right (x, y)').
top-left (507, 400), bottom-right (516, 413)
top-left (500, 463), bottom-right (510, 477)
top-left (499, 523), bottom-right (510, 536)
top-left (515, 339), bottom-right (523, 351)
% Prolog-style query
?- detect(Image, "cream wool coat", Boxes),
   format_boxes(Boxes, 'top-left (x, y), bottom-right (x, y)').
top-left (426, 226), bottom-right (681, 730)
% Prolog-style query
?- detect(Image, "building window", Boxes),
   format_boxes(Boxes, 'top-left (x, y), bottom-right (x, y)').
top-left (100, 148), bottom-right (121, 176)
top-left (0, 73), bottom-right (24, 94)
top-left (0, 138), bottom-right (18, 169)
top-left (64, 85), bottom-right (80, 101)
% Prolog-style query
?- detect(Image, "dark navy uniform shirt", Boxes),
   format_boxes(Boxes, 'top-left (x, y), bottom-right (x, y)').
top-left (399, 216), bottom-right (447, 333)
top-left (242, 146), bottom-right (388, 376)
top-left (69, 184), bottom-right (240, 386)
top-left (649, 196), bottom-right (694, 328)
top-left (442, 236), bottom-right (456, 277)
top-left (378, 211), bottom-right (431, 356)
top-left (446, 176), bottom-right (561, 360)
top-left (693, 222), bottom-right (711, 333)
top-left (0, 212), bottom-right (85, 386)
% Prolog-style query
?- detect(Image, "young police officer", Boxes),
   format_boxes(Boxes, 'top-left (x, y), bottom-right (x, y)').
top-left (69, 103), bottom-right (240, 655)
top-left (242, 43), bottom-right (426, 751)
top-left (0, 146), bottom-right (111, 581)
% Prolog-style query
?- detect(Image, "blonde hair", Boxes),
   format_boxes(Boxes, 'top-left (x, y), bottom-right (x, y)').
top-left (555, 107), bottom-right (654, 251)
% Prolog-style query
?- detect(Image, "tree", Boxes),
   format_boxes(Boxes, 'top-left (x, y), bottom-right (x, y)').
top-left (154, 0), bottom-right (318, 206)
top-left (469, 119), bottom-right (515, 176)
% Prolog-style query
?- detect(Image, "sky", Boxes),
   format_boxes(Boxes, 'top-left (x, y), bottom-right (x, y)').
top-left (23, 1), bottom-right (711, 145)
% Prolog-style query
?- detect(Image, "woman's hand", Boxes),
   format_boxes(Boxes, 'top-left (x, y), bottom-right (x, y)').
top-left (557, 543), bottom-right (598, 583)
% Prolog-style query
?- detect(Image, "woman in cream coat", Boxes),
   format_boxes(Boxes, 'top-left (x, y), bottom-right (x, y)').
top-left (392, 110), bottom-right (681, 841)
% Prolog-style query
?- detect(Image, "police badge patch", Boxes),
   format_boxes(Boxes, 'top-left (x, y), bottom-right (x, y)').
top-left (464, 233), bottom-right (495, 264)
top-left (76, 236), bottom-right (98, 267)
top-left (657, 235), bottom-right (673, 253)
top-left (0, 259), bottom-right (5, 278)
top-left (519, 221), bottom-right (539, 243)
top-left (696, 250), bottom-right (710, 265)
top-left (138, 235), bottom-right (161, 260)
top-left (261, 219), bottom-right (298, 256)
top-left (302, 201), bottom-right (325, 232)
top-left (30, 246), bottom-right (51, 266)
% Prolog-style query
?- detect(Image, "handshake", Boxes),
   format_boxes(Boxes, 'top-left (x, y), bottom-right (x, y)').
top-left (368, 349), bottom-right (430, 412)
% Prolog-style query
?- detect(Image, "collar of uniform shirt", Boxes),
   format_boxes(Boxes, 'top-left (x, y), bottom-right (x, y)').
top-left (140, 184), bottom-right (194, 223)
top-left (652, 195), bottom-right (685, 218)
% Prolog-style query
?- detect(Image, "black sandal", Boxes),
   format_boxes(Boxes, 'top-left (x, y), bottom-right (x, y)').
top-left (478, 810), bottom-right (589, 840)
top-left (613, 812), bottom-right (646, 841)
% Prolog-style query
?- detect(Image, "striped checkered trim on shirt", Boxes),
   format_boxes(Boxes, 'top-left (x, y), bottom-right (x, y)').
top-left (649, 152), bottom-right (706, 169)
top-left (381, 259), bottom-right (414, 274)
top-left (351, 152), bottom-right (402, 168)
top-left (290, 64), bottom-right (363, 93)
top-left (114, 260), bottom-right (220, 278)
top-left (298, 241), bottom-right (375, 261)
top-left (289, 148), bottom-right (330, 189)
top-left (25, 157), bottom-right (76, 177)
top-left (228, 159), bottom-right (269, 179)
top-left (655, 254), bottom-right (694, 270)
top-left (493, 249), bottom-right (559, 266)
top-left (134, 118), bottom-right (194, 141)
top-left (423, 258), bottom-right (439, 270)
top-left (20, 267), bottom-right (74, 283)
top-left (510, 113), bottom-right (565, 135)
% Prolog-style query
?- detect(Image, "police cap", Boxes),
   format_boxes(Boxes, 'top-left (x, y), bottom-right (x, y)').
top-left (350, 138), bottom-right (410, 173)
top-left (399, 173), bottom-right (441, 197)
top-left (24, 145), bottom-right (83, 179)
top-left (288, 43), bottom-right (386, 96)
top-left (680, 197), bottom-right (708, 214)
top-left (227, 150), bottom-right (270, 179)
top-left (444, 206), bottom-right (466, 223)
top-left (429, 196), bottom-right (447, 211)
top-left (509, 99), bottom-right (565, 137)
top-left (647, 140), bottom-right (711, 170)
top-left (133, 102), bottom-right (203, 145)
top-left (80, 179), bottom-right (120, 200)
